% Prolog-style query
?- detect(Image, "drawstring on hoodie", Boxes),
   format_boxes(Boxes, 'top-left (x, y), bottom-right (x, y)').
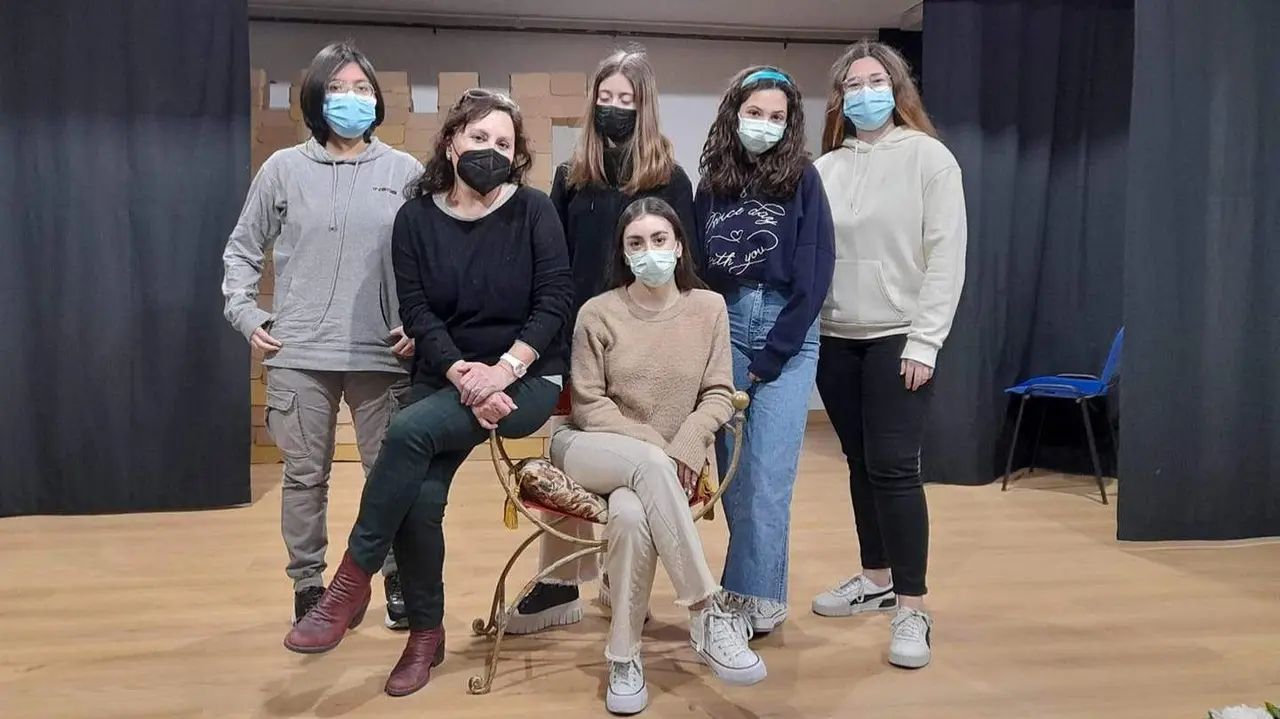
top-left (329, 163), bottom-right (340, 231)
top-left (316, 158), bottom-right (362, 329)
top-left (847, 140), bottom-right (883, 216)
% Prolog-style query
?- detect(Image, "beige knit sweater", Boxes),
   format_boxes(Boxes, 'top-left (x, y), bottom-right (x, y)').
top-left (569, 287), bottom-right (735, 472)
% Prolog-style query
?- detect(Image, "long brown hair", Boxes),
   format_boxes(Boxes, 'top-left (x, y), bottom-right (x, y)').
top-left (566, 46), bottom-right (677, 195)
top-left (822, 40), bottom-right (937, 153)
top-left (606, 197), bottom-right (707, 293)
top-left (407, 89), bottom-right (533, 198)
top-left (698, 65), bottom-right (809, 200)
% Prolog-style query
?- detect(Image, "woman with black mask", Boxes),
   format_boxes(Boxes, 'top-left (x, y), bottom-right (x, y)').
top-left (506, 45), bottom-right (696, 637)
top-left (281, 89), bottom-right (572, 698)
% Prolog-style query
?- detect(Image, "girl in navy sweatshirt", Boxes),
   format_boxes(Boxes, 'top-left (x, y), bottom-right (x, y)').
top-left (693, 66), bottom-right (836, 635)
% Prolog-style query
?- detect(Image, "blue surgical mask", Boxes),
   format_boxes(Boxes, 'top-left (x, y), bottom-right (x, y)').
top-left (843, 87), bottom-right (896, 132)
top-left (737, 117), bottom-right (786, 154)
top-left (324, 93), bottom-right (377, 139)
top-left (627, 249), bottom-right (679, 288)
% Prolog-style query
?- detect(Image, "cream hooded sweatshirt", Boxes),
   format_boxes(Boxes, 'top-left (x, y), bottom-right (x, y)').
top-left (814, 126), bottom-right (967, 368)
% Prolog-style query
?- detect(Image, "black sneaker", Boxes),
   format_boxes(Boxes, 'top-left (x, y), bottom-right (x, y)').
top-left (506, 582), bottom-right (583, 635)
top-left (293, 585), bottom-right (325, 625)
top-left (384, 571), bottom-right (408, 630)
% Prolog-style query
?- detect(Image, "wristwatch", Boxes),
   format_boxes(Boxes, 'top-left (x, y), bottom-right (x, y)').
top-left (499, 353), bottom-right (527, 379)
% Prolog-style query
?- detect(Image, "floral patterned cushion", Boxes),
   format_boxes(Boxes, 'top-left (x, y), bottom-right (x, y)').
top-left (514, 458), bottom-right (609, 523)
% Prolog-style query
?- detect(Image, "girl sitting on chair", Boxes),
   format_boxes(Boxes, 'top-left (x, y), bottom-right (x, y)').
top-left (550, 197), bottom-right (765, 715)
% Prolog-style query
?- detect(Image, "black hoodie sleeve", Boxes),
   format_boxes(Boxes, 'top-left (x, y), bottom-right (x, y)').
top-left (663, 165), bottom-right (698, 251)
top-left (516, 190), bottom-right (574, 357)
top-left (550, 163), bottom-right (572, 257)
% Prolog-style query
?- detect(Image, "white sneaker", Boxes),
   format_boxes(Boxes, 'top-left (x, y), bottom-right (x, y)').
top-left (723, 593), bottom-right (789, 634)
top-left (811, 575), bottom-right (897, 617)
top-left (606, 658), bottom-right (649, 715)
top-left (888, 607), bottom-right (933, 669)
top-left (689, 600), bottom-right (767, 686)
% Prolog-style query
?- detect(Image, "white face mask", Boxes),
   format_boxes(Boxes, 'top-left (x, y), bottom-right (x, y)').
top-left (626, 248), bottom-right (679, 287)
top-left (737, 117), bottom-right (786, 154)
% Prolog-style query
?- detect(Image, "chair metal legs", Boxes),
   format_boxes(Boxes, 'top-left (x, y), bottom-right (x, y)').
top-left (468, 536), bottom-right (605, 696)
top-left (1079, 398), bottom-right (1108, 505)
top-left (1028, 403), bottom-right (1047, 473)
top-left (1003, 394), bottom-right (1111, 504)
top-left (1001, 395), bottom-right (1029, 492)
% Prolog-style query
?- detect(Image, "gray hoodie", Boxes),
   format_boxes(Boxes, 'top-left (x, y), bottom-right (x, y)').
top-left (221, 138), bottom-right (423, 373)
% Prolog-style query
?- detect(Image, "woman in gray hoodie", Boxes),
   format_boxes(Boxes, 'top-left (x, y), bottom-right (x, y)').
top-left (221, 42), bottom-right (424, 628)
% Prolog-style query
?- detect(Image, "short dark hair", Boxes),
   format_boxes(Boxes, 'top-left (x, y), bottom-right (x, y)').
top-left (407, 89), bottom-right (533, 198)
top-left (606, 197), bottom-right (708, 293)
top-left (299, 41), bottom-right (385, 146)
top-left (698, 65), bottom-right (809, 200)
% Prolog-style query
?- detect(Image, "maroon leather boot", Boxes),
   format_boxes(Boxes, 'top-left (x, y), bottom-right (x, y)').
top-left (384, 626), bottom-right (446, 697)
top-left (283, 551), bottom-right (372, 654)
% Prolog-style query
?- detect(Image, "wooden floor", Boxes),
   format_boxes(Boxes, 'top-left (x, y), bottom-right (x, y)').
top-left (2, 424), bottom-right (1278, 719)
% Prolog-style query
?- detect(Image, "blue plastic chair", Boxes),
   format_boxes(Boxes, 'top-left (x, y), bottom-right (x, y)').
top-left (1001, 327), bottom-right (1123, 504)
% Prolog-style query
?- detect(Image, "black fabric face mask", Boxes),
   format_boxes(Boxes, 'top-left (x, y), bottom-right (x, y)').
top-left (593, 105), bottom-right (637, 143)
top-left (454, 147), bottom-right (511, 195)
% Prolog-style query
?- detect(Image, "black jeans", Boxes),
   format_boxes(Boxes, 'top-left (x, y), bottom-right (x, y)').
top-left (347, 376), bottom-right (561, 629)
top-left (815, 334), bottom-right (933, 597)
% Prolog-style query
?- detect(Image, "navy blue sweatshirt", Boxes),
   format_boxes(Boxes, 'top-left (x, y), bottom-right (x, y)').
top-left (692, 163), bottom-right (836, 382)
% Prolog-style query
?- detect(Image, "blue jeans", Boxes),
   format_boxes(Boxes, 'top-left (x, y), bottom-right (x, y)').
top-left (715, 283), bottom-right (819, 604)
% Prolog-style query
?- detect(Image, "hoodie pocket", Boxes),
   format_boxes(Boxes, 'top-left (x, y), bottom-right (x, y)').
top-left (267, 271), bottom-right (323, 344)
top-left (379, 280), bottom-right (392, 330)
top-left (343, 273), bottom-right (395, 350)
top-left (824, 259), bottom-right (908, 329)
top-left (270, 276), bottom-right (294, 324)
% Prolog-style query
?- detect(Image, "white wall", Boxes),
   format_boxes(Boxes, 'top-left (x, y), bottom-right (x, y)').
top-left (251, 21), bottom-right (833, 408)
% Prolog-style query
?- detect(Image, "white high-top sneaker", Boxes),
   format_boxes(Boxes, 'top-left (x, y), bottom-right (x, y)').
top-left (723, 593), bottom-right (788, 634)
top-left (888, 607), bottom-right (933, 669)
top-left (689, 599), bottom-right (767, 686)
top-left (606, 657), bottom-right (649, 715)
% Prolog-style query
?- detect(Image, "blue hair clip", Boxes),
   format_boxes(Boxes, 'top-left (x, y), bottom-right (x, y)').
top-left (741, 69), bottom-right (792, 87)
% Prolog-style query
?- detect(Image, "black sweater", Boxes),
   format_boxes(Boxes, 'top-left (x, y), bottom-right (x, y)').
top-left (392, 185), bottom-right (573, 381)
top-left (549, 158), bottom-right (697, 314)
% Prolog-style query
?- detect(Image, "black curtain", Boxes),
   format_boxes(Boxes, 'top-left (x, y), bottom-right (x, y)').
top-left (1119, 0), bottom-right (1280, 541)
top-left (920, 0), bottom-right (1134, 486)
top-left (878, 29), bottom-right (924, 97)
top-left (0, 1), bottom-right (252, 515)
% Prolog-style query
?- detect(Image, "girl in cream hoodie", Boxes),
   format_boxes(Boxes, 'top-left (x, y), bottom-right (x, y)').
top-left (811, 40), bottom-right (967, 670)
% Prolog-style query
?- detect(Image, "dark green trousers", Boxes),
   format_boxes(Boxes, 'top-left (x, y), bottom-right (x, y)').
top-left (346, 376), bottom-right (560, 628)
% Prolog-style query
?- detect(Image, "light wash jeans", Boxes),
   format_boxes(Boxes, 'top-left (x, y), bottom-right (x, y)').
top-left (715, 283), bottom-right (819, 605)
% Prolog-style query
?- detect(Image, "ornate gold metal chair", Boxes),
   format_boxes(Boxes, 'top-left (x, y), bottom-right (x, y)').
top-left (467, 390), bottom-right (751, 695)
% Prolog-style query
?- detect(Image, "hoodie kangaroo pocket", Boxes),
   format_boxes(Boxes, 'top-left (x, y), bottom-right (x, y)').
top-left (344, 276), bottom-right (394, 349)
top-left (267, 275), bottom-right (323, 341)
top-left (825, 259), bottom-right (908, 329)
